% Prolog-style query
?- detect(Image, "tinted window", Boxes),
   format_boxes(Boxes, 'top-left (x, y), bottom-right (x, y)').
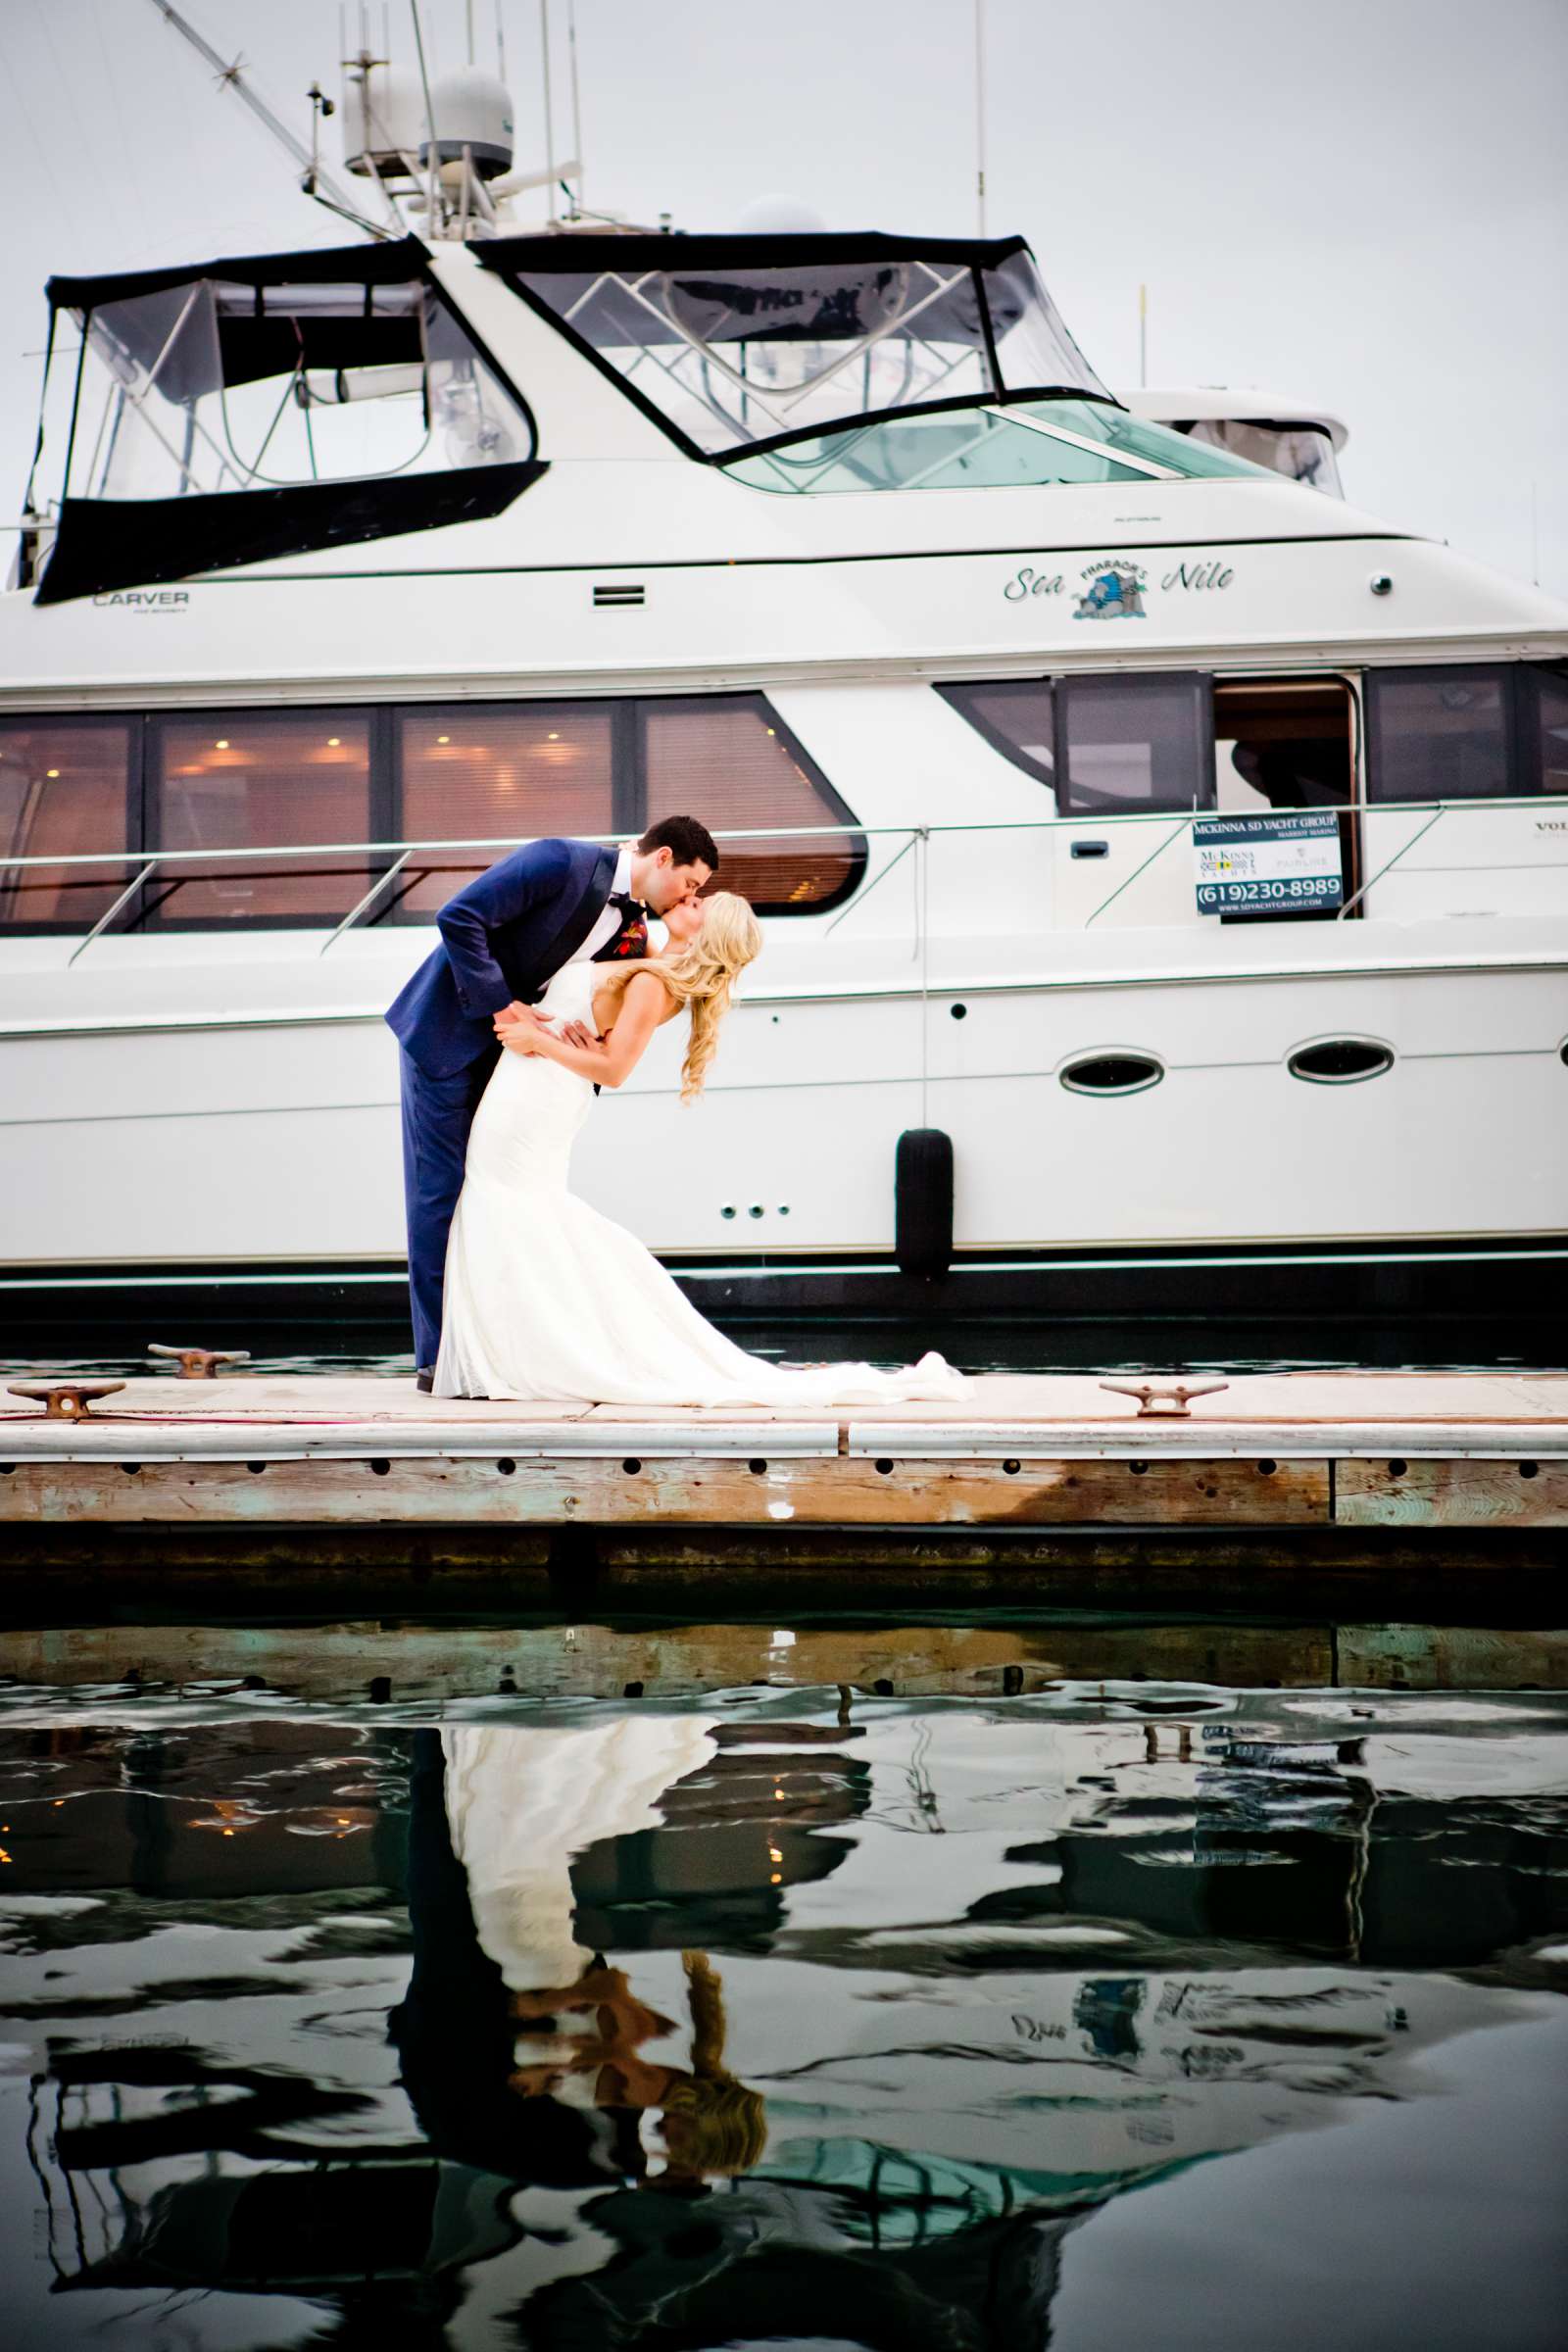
top-left (937, 680), bottom-right (1056, 789)
top-left (1366, 667), bottom-right (1511, 803)
top-left (641, 696), bottom-right (862, 910)
top-left (1, 692), bottom-right (860, 932)
top-left (396, 705), bottom-right (615, 914)
top-left (149, 710), bottom-right (372, 922)
top-left (1530, 666), bottom-right (1568, 797)
top-left (0, 717), bottom-right (134, 926)
top-left (1057, 675), bottom-right (1211, 815)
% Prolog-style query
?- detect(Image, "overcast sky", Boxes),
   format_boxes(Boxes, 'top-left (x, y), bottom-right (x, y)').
top-left (1, 0), bottom-right (1563, 596)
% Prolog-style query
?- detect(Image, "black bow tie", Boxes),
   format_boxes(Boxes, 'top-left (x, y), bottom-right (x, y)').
top-left (608, 891), bottom-right (645, 920)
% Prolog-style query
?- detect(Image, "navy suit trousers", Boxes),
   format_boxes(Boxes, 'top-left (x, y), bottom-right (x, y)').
top-left (399, 1043), bottom-right (498, 1371)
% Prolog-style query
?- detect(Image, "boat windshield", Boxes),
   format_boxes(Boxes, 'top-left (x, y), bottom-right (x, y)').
top-left (484, 233), bottom-right (1110, 457)
top-left (721, 398), bottom-right (1277, 495)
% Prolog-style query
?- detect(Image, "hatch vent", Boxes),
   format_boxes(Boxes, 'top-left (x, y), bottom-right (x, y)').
top-left (1288, 1038), bottom-right (1395, 1085)
top-left (1060, 1051), bottom-right (1164, 1097)
top-left (593, 582), bottom-right (645, 608)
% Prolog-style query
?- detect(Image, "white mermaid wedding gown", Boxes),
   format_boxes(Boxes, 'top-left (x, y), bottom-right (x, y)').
top-left (433, 962), bottom-right (963, 1406)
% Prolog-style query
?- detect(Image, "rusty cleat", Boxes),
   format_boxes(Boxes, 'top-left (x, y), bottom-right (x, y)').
top-left (1100, 1377), bottom-right (1231, 1419)
top-left (148, 1344), bottom-right (252, 1380)
top-left (8, 1380), bottom-right (126, 1420)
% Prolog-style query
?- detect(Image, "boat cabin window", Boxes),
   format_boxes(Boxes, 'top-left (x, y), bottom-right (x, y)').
top-left (1366, 663), bottom-right (1568, 802)
top-left (1366, 666), bottom-right (1515, 803)
top-left (1057, 676), bottom-right (1213, 816)
top-left (1530, 665), bottom-right (1568, 796)
top-left (641, 696), bottom-right (860, 909)
top-left (147, 710), bottom-right (373, 925)
top-left (395, 706), bottom-right (616, 913)
top-left (491, 233), bottom-right (1108, 460)
top-left (0, 716), bottom-right (137, 929)
top-left (0, 691), bottom-right (865, 935)
top-left (29, 238), bottom-right (543, 605)
top-left (389, 693), bottom-right (858, 917)
top-left (937, 681), bottom-right (1057, 790)
top-left (940, 674), bottom-right (1213, 815)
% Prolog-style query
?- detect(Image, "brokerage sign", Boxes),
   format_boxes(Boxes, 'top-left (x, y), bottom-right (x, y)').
top-left (1193, 810), bottom-right (1343, 912)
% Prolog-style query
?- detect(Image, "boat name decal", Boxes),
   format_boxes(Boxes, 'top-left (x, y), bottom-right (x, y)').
top-left (1073, 559), bottom-right (1148, 620)
top-left (1004, 555), bottom-right (1235, 610)
top-left (91, 590), bottom-right (190, 611)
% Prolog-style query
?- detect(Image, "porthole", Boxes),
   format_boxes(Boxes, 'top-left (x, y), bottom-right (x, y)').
top-left (1060, 1051), bottom-right (1164, 1097)
top-left (1288, 1038), bottom-right (1395, 1085)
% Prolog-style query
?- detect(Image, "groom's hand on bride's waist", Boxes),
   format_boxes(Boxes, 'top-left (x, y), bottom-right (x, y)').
top-left (493, 1003), bottom-right (599, 1054)
top-left (493, 1000), bottom-right (541, 1039)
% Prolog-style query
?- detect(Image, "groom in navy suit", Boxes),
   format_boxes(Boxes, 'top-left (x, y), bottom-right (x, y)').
top-left (386, 815), bottom-right (718, 1387)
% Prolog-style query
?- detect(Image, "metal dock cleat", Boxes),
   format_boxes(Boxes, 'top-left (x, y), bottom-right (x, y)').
top-left (148, 1345), bottom-right (252, 1380)
top-left (1100, 1378), bottom-right (1231, 1418)
top-left (7, 1380), bottom-right (126, 1420)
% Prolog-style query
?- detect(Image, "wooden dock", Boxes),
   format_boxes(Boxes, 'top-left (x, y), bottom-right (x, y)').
top-left (1, 1369), bottom-right (1564, 1613)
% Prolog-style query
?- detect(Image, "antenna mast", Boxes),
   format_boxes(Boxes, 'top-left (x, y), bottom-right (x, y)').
top-left (144, 0), bottom-right (382, 234)
top-left (973, 0), bottom-right (987, 236)
top-left (566, 0), bottom-right (584, 214)
top-left (540, 0), bottom-right (557, 223)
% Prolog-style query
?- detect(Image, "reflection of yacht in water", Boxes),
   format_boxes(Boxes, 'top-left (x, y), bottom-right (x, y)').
top-left (1, 21), bottom-right (1564, 1324)
top-left (5, 1699), bottom-right (1564, 2345)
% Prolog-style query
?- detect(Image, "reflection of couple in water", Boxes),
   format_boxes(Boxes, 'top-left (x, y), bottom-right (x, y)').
top-left (390, 1723), bottom-right (764, 2192)
top-left (509, 1947), bottom-right (766, 2185)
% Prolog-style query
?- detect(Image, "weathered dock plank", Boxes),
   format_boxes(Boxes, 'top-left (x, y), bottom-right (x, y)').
top-left (0, 1450), bottom-right (1330, 1527)
top-left (1337, 1455), bottom-right (1568, 1527)
top-left (0, 1374), bottom-right (1563, 1610)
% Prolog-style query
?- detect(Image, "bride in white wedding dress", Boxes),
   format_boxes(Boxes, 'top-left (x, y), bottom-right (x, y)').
top-left (434, 892), bottom-right (963, 1405)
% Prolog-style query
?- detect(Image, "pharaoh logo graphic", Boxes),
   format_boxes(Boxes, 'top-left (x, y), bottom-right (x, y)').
top-left (1072, 559), bottom-right (1148, 620)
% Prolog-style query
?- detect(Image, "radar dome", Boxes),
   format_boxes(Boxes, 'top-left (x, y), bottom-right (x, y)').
top-left (341, 65), bottom-right (428, 177)
top-left (418, 69), bottom-right (515, 179)
top-left (736, 194), bottom-right (829, 235)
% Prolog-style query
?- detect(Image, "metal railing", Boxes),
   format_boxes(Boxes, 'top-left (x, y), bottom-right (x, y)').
top-left (0, 798), bottom-right (1558, 970)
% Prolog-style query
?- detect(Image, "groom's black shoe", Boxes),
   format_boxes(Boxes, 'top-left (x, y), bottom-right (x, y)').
top-left (417, 1366), bottom-right (491, 1399)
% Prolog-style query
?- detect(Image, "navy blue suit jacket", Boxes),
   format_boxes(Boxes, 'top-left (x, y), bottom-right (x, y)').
top-left (385, 837), bottom-right (618, 1078)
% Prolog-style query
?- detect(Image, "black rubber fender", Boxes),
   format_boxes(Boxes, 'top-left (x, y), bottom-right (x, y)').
top-left (895, 1127), bottom-right (954, 1278)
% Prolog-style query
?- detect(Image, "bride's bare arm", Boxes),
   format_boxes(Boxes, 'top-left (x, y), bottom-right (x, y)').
top-left (503, 970), bottom-right (669, 1087)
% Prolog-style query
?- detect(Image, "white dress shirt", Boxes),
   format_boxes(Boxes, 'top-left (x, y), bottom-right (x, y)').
top-left (569, 846), bottom-right (636, 963)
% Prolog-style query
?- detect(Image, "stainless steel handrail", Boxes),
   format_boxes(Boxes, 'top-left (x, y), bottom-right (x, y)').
top-left (2, 797), bottom-right (1552, 877)
top-left (66, 858), bottom-right (157, 968)
top-left (1, 801), bottom-right (1558, 960)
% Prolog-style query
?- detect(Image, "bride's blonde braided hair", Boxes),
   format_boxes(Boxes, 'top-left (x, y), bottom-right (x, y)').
top-left (596, 891), bottom-right (761, 1102)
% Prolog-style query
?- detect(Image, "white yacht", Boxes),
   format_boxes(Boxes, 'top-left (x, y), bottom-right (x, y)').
top-left (2, 140), bottom-right (1565, 1327)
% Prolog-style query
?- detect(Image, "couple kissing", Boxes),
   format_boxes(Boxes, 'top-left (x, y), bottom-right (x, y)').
top-left (386, 814), bottom-right (961, 1408)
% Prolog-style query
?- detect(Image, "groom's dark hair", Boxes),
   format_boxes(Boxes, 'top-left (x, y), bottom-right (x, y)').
top-left (639, 814), bottom-right (719, 871)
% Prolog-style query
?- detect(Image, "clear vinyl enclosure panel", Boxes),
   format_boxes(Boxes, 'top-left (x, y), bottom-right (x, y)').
top-left (65, 272), bottom-right (529, 502)
top-left (500, 235), bottom-right (1110, 456)
top-left (24, 239), bottom-right (546, 602)
top-left (1184, 417), bottom-right (1344, 496)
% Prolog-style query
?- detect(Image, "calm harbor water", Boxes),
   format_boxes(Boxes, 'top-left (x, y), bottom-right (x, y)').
top-left (0, 1674), bottom-right (1562, 2350)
